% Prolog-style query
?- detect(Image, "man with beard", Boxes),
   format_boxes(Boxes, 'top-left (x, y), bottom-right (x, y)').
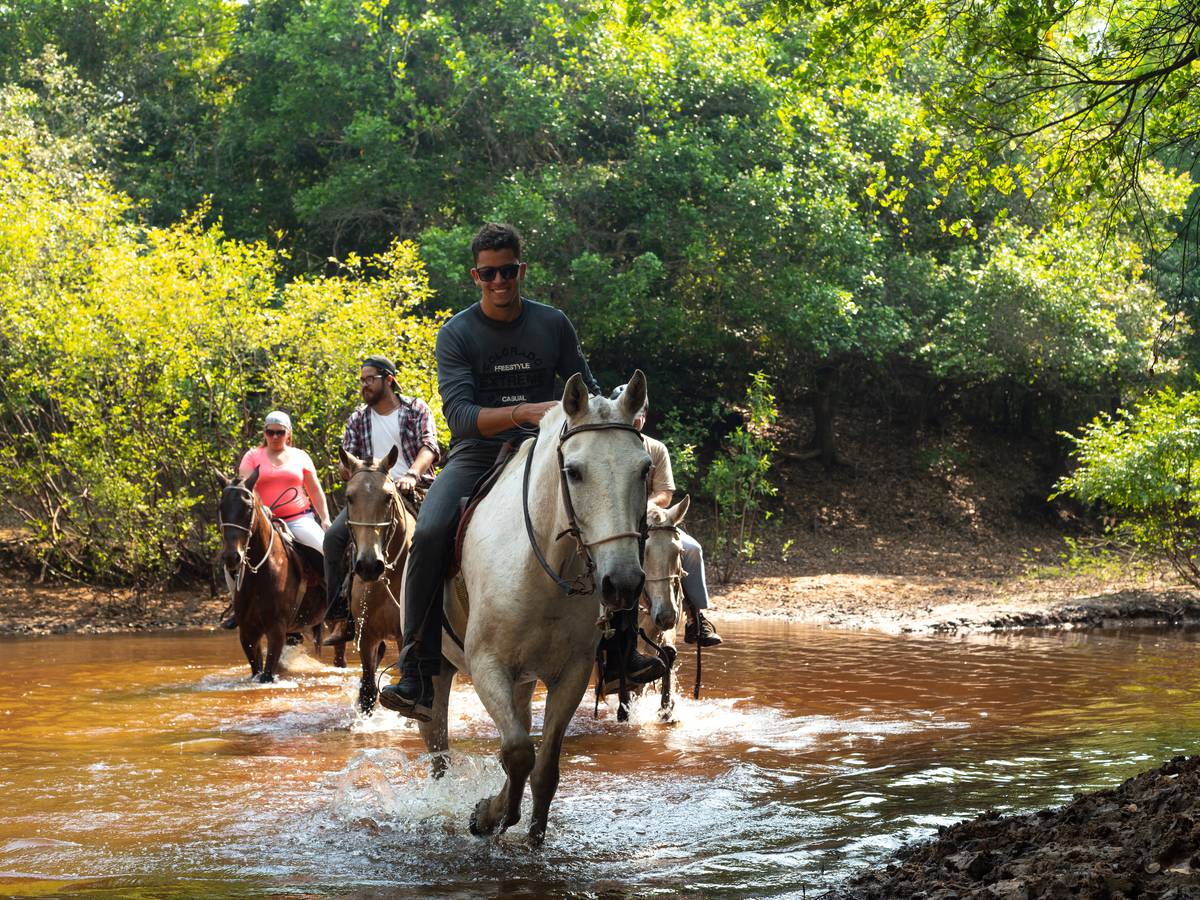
top-left (321, 355), bottom-right (439, 644)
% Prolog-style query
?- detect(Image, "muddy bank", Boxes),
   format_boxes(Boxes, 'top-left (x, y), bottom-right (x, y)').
top-left (836, 755), bottom-right (1200, 899)
top-left (714, 573), bottom-right (1200, 633)
top-left (0, 557), bottom-right (1196, 637)
top-left (0, 575), bottom-right (225, 636)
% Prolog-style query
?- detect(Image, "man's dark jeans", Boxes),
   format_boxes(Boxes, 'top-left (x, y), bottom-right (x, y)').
top-left (322, 507), bottom-right (351, 617)
top-left (402, 443), bottom-right (503, 675)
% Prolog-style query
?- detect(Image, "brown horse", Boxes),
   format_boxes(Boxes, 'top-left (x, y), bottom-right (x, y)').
top-left (216, 467), bottom-right (331, 681)
top-left (339, 445), bottom-right (416, 713)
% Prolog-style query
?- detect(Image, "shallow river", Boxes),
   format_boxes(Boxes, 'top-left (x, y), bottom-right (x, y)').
top-left (2, 620), bottom-right (1200, 898)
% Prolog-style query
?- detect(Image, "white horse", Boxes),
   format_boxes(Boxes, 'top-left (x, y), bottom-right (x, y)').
top-left (421, 370), bottom-right (652, 844)
top-left (633, 496), bottom-right (690, 719)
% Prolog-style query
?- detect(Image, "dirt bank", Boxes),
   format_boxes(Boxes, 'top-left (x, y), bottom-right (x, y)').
top-left (837, 755), bottom-right (1200, 899)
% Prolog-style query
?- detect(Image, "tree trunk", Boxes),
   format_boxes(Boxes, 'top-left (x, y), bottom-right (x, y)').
top-left (811, 363), bottom-right (839, 469)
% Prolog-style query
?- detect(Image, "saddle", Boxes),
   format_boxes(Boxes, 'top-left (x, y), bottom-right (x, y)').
top-left (449, 437), bottom-right (532, 578)
top-left (268, 515), bottom-right (325, 587)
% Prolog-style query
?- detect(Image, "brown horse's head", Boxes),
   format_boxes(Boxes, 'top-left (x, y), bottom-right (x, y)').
top-left (216, 466), bottom-right (261, 573)
top-left (339, 445), bottom-right (404, 582)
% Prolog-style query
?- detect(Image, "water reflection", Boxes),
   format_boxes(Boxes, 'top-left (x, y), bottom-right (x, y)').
top-left (1, 622), bottom-right (1199, 897)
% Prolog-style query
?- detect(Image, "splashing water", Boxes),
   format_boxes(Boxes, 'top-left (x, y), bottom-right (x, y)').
top-left (2, 622), bottom-right (1200, 897)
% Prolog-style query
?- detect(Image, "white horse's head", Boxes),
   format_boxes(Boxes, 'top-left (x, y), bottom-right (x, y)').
top-left (643, 496), bottom-right (689, 631)
top-left (552, 369), bottom-right (652, 612)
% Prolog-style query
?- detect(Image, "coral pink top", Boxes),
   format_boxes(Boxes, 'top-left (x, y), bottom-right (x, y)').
top-left (238, 446), bottom-right (316, 521)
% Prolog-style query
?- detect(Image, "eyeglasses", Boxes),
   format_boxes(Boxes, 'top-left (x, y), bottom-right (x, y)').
top-left (474, 263), bottom-right (521, 282)
top-left (359, 374), bottom-right (385, 386)
top-left (265, 429), bottom-right (287, 437)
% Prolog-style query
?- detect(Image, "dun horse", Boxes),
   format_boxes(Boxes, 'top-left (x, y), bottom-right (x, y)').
top-left (410, 371), bottom-right (652, 844)
top-left (339, 445), bottom-right (416, 713)
top-left (216, 468), bottom-right (330, 681)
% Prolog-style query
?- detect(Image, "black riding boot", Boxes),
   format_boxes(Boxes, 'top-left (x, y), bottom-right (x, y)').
top-left (601, 608), bottom-right (666, 690)
top-left (379, 657), bottom-right (433, 721)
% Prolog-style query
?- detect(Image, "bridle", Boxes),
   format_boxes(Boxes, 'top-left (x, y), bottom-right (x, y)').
top-left (344, 468), bottom-right (409, 576)
top-left (643, 523), bottom-right (685, 609)
top-left (523, 419), bottom-right (648, 596)
top-left (218, 485), bottom-right (277, 594)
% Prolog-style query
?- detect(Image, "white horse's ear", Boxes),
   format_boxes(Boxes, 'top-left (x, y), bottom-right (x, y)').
top-left (244, 465), bottom-right (261, 491)
top-left (562, 372), bottom-right (589, 418)
top-left (619, 370), bottom-right (647, 420)
top-left (379, 444), bottom-right (400, 473)
top-left (214, 468), bottom-right (231, 489)
top-left (667, 494), bottom-right (690, 526)
top-left (339, 446), bottom-right (363, 471)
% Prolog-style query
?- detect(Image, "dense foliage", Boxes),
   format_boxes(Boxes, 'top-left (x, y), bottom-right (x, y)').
top-left (0, 84), bottom-right (442, 583)
top-left (1, 0), bottom-right (1198, 580)
top-left (1056, 386), bottom-right (1200, 587)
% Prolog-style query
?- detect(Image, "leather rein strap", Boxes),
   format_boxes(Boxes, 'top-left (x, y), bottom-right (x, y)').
top-left (523, 420), bottom-right (646, 596)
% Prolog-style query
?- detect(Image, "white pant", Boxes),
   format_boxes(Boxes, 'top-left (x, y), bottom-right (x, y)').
top-left (283, 512), bottom-right (326, 554)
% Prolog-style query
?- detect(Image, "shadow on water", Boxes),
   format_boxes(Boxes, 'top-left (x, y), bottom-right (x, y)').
top-left (2, 621), bottom-right (1199, 897)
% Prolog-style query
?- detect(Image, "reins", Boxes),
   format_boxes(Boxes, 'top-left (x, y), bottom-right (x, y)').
top-left (218, 486), bottom-right (277, 594)
top-left (344, 468), bottom-right (409, 576)
top-left (641, 521), bottom-right (702, 699)
top-left (522, 419), bottom-right (647, 597)
top-left (343, 468), bottom-right (412, 654)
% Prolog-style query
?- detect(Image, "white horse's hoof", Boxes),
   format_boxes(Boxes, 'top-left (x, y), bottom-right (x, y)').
top-left (469, 799), bottom-right (494, 836)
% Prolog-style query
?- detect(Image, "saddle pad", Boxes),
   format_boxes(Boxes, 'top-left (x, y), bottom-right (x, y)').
top-left (449, 436), bottom-right (531, 578)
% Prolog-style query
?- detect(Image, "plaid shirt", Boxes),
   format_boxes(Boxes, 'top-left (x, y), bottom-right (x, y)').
top-left (341, 395), bottom-right (439, 485)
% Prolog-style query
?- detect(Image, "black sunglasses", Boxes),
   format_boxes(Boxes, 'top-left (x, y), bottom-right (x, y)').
top-left (265, 429), bottom-right (287, 437)
top-left (475, 263), bottom-right (521, 282)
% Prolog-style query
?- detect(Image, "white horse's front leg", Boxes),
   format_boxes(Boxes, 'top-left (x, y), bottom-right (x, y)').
top-left (468, 656), bottom-right (534, 836)
top-left (528, 659), bottom-right (593, 845)
top-left (417, 665), bottom-right (456, 778)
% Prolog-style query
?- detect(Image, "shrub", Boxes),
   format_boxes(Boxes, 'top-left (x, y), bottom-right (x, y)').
top-left (1055, 385), bottom-right (1200, 587)
top-left (0, 88), bottom-right (443, 584)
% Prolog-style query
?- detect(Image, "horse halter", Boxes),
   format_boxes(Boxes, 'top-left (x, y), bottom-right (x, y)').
top-left (344, 468), bottom-right (409, 575)
top-left (523, 419), bottom-right (648, 597)
top-left (643, 522), bottom-right (685, 591)
top-left (217, 484), bottom-right (277, 593)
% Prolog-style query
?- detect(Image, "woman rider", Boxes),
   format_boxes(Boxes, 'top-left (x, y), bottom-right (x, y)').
top-left (237, 410), bottom-right (331, 552)
top-left (220, 411), bottom-right (331, 627)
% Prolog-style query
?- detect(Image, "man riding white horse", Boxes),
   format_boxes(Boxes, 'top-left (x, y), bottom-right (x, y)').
top-left (380, 222), bottom-right (665, 717)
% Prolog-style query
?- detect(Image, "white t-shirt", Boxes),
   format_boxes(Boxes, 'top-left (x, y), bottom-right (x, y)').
top-left (369, 409), bottom-right (407, 479)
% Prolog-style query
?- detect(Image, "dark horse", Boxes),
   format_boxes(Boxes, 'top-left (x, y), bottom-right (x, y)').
top-left (216, 467), bottom-right (337, 681)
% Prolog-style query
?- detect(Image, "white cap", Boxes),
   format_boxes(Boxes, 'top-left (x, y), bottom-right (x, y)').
top-left (264, 410), bottom-right (292, 431)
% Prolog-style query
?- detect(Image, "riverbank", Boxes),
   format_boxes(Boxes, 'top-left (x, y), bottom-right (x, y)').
top-left (836, 754), bottom-right (1200, 899)
top-left (0, 548), bottom-right (1194, 638)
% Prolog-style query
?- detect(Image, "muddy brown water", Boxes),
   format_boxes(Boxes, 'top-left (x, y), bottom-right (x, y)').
top-left (2, 620), bottom-right (1199, 898)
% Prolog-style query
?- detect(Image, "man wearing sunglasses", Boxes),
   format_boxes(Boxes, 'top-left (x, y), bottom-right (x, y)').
top-left (380, 222), bottom-right (666, 718)
top-left (321, 354), bottom-right (439, 645)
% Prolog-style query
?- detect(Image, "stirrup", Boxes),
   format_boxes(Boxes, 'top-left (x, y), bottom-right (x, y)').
top-left (321, 618), bottom-right (354, 645)
top-left (379, 671), bottom-right (433, 721)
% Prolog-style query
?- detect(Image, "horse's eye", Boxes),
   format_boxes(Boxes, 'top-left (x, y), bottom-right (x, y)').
top-left (564, 465), bottom-right (583, 483)
top-left (640, 462), bottom-right (651, 481)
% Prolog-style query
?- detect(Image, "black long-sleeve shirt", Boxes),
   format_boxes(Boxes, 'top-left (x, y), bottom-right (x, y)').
top-left (436, 297), bottom-right (601, 452)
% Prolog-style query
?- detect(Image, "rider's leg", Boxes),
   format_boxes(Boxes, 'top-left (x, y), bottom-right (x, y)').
top-left (600, 607), bottom-right (667, 691)
top-left (320, 508), bottom-right (354, 644)
top-left (381, 445), bottom-right (498, 717)
top-left (680, 530), bottom-right (722, 646)
top-left (322, 508), bottom-right (350, 617)
top-left (285, 512), bottom-right (325, 554)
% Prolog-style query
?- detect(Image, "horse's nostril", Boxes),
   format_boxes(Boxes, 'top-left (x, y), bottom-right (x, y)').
top-left (355, 558), bottom-right (384, 582)
top-left (657, 612), bottom-right (677, 631)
